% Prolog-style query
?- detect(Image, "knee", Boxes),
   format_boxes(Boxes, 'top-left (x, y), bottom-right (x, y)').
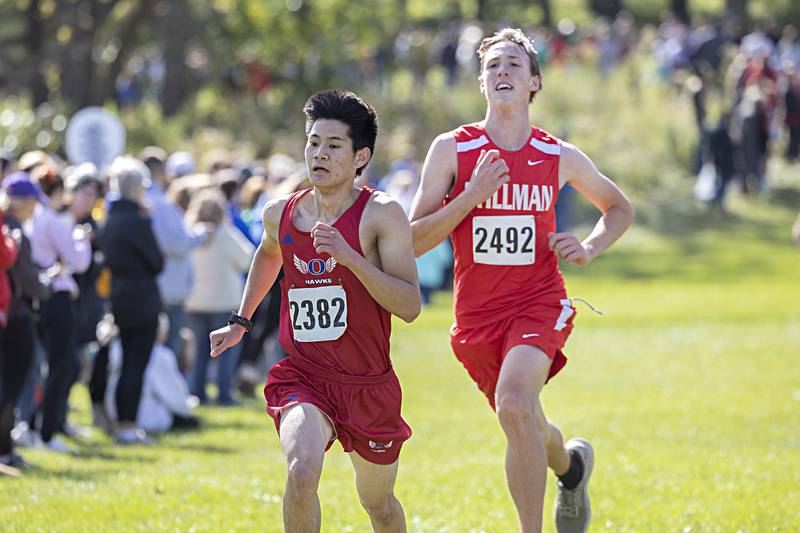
top-left (495, 391), bottom-right (534, 432)
top-left (285, 457), bottom-right (322, 497)
top-left (359, 493), bottom-right (395, 524)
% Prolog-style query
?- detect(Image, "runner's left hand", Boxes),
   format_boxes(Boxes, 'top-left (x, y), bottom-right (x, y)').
top-left (548, 232), bottom-right (594, 265)
top-left (311, 223), bottom-right (358, 267)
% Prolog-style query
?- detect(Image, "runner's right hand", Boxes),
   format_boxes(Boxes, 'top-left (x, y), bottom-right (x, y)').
top-left (209, 324), bottom-right (245, 357)
top-left (466, 149), bottom-right (510, 206)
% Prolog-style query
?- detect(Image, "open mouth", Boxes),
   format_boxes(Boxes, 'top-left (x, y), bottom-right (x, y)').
top-left (312, 166), bottom-right (328, 173)
top-left (495, 82), bottom-right (513, 91)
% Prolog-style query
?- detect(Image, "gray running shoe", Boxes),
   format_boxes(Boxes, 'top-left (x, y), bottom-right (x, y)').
top-left (554, 438), bottom-right (594, 533)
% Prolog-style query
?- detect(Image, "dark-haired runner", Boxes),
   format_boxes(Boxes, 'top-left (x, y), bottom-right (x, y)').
top-left (210, 90), bottom-right (420, 533)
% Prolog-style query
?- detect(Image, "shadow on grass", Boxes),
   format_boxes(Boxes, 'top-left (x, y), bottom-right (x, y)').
top-left (195, 418), bottom-right (263, 431)
top-left (155, 442), bottom-right (238, 454)
top-left (69, 449), bottom-right (158, 463)
top-left (22, 465), bottom-right (123, 482)
top-left (767, 186), bottom-right (800, 210)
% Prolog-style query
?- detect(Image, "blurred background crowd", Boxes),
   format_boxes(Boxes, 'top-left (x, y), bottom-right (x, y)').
top-left (1, 0), bottom-right (800, 473)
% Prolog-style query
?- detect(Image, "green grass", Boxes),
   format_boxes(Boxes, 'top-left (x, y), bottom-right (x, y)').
top-left (2, 190), bottom-right (799, 532)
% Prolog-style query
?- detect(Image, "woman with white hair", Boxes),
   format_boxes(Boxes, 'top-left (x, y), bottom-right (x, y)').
top-left (99, 156), bottom-right (164, 444)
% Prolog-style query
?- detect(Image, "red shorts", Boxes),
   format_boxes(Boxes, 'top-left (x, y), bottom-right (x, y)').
top-left (450, 298), bottom-right (576, 409)
top-left (264, 357), bottom-right (411, 465)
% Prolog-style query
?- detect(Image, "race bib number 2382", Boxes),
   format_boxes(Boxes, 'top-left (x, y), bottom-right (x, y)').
top-left (472, 215), bottom-right (535, 265)
top-left (287, 285), bottom-right (347, 342)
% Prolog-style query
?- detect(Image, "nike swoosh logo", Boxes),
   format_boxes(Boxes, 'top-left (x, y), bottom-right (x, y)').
top-left (521, 333), bottom-right (540, 339)
top-left (527, 160), bottom-right (544, 166)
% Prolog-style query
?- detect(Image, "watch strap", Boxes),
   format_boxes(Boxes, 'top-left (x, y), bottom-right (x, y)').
top-left (227, 312), bottom-right (252, 332)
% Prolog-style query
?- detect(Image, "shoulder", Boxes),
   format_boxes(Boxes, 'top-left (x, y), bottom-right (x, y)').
top-left (363, 191), bottom-right (409, 230)
top-left (530, 127), bottom-right (564, 156)
top-left (423, 133), bottom-right (457, 178)
top-left (452, 122), bottom-right (486, 142)
top-left (365, 190), bottom-right (407, 216)
top-left (428, 132), bottom-right (457, 155)
top-left (261, 195), bottom-right (292, 229)
top-left (558, 141), bottom-right (597, 175)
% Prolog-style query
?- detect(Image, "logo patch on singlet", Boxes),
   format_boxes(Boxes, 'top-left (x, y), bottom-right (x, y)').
top-left (293, 254), bottom-right (337, 275)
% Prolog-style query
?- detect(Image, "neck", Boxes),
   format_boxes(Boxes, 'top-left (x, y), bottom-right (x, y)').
top-left (484, 103), bottom-right (532, 150)
top-left (311, 182), bottom-right (360, 223)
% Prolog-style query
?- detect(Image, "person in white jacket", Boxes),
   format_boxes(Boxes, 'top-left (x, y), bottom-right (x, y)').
top-left (184, 188), bottom-right (255, 405)
top-left (104, 314), bottom-right (199, 433)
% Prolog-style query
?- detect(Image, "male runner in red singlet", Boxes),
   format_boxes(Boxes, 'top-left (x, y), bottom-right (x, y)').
top-left (210, 90), bottom-right (420, 533)
top-left (410, 28), bottom-right (634, 533)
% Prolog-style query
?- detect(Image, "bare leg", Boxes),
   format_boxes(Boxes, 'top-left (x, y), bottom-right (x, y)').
top-left (539, 410), bottom-right (570, 477)
top-left (494, 345), bottom-right (552, 533)
top-left (279, 403), bottom-right (334, 533)
top-left (348, 452), bottom-right (407, 533)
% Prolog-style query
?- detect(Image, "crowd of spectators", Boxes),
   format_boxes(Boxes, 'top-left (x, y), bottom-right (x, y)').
top-left (0, 141), bottom-right (456, 475)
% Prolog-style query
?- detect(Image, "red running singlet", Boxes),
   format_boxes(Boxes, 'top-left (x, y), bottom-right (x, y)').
top-left (277, 187), bottom-right (393, 378)
top-left (447, 123), bottom-right (568, 328)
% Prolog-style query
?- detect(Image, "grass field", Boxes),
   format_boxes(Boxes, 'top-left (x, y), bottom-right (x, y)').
top-left (1, 191), bottom-right (799, 532)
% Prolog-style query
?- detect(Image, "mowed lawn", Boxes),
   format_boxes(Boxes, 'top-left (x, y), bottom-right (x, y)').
top-left (2, 195), bottom-right (798, 532)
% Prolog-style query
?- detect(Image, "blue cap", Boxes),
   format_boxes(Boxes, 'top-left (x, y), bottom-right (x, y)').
top-left (2, 171), bottom-right (48, 204)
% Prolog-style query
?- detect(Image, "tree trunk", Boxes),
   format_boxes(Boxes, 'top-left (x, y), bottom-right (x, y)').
top-left (726, 0), bottom-right (748, 22)
top-left (588, 0), bottom-right (624, 18)
top-left (537, 0), bottom-right (553, 28)
top-left (56, 0), bottom-right (97, 108)
top-left (96, 0), bottom-right (155, 105)
top-left (24, 0), bottom-right (49, 106)
top-left (476, 0), bottom-right (489, 22)
top-left (672, 0), bottom-right (690, 24)
top-left (159, 0), bottom-right (193, 116)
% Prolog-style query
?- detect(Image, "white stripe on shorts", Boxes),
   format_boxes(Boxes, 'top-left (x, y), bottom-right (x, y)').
top-left (553, 298), bottom-right (574, 331)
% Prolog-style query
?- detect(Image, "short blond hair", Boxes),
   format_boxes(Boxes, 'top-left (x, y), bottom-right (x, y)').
top-left (478, 28), bottom-right (542, 101)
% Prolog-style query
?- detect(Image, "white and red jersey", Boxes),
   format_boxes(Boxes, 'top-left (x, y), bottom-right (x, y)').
top-left (446, 122), bottom-right (567, 328)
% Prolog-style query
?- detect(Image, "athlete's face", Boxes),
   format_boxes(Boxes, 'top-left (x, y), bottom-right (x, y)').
top-left (305, 119), bottom-right (371, 189)
top-left (479, 41), bottom-right (540, 106)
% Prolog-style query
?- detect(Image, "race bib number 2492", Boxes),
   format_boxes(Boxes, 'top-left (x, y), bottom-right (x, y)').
top-left (472, 215), bottom-right (535, 265)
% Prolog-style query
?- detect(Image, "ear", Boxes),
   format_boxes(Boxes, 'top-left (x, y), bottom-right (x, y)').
top-left (530, 74), bottom-right (541, 93)
top-left (479, 73), bottom-right (486, 95)
top-left (354, 146), bottom-right (371, 170)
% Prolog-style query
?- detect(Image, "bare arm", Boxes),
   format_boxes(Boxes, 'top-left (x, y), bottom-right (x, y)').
top-left (409, 134), bottom-right (510, 256)
top-left (312, 195), bottom-right (421, 323)
top-left (550, 142), bottom-right (635, 264)
top-left (210, 198), bottom-right (286, 357)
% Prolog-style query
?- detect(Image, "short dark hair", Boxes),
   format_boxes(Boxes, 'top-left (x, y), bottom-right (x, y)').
top-left (478, 28), bottom-right (542, 102)
top-left (139, 146), bottom-right (166, 179)
top-left (303, 90), bottom-right (378, 176)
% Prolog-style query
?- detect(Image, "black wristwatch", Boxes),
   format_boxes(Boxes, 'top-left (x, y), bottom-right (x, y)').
top-left (227, 312), bottom-right (253, 332)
